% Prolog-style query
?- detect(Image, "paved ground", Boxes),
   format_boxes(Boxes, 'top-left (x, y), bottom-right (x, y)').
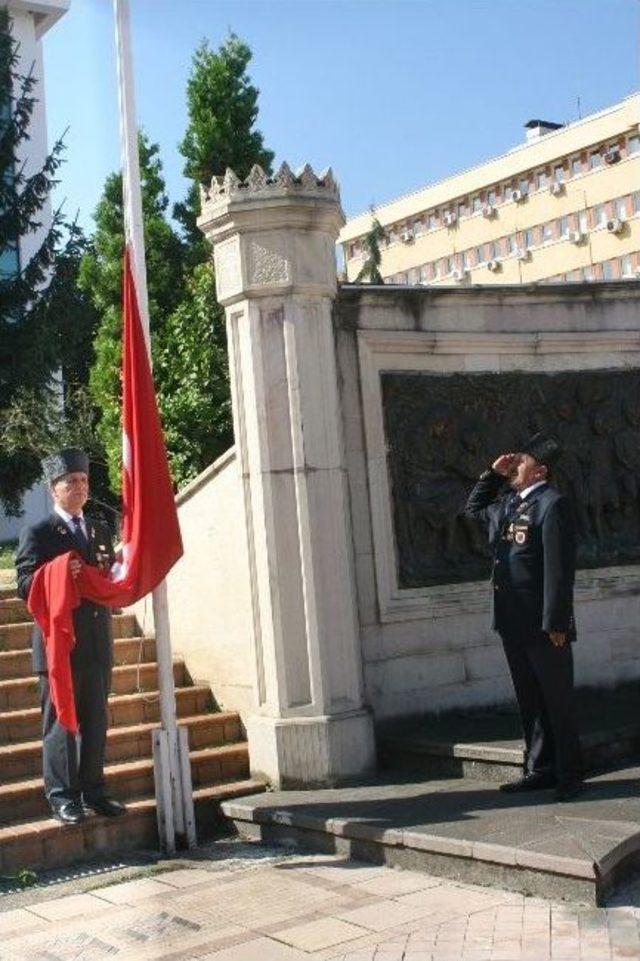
top-left (3, 841), bottom-right (640, 960)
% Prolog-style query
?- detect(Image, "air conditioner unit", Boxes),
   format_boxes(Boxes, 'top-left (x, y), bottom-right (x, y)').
top-left (451, 268), bottom-right (468, 282)
top-left (510, 188), bottom-right (527, 203)
top-left (607, 218), bottom-right (625, 235)
top-left (443, 211), bottom-right (458, 227)
top-left (486, 259), bottom-right (501, 272)
top-left (482, 204), bottom-right (496, 219)
top-left (549, 181), bottom-right (565, 196)
top-left (400, 229), bottom-right (414, 244)
top-left (516, 247), bottom-right (530, 261)
top-left (604, 146), bottom-right (621, 165)
top-left (570, 230), bottom-right (587, 245)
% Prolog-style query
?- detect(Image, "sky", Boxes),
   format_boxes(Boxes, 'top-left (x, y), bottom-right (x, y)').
top-left (42, 0), bottom-right (640, 236)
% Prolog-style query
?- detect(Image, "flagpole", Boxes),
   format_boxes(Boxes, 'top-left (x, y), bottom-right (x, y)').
top-left (113, 0), bottom-right (195, 851)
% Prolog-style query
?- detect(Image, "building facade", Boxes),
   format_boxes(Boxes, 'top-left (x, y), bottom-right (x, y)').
top-left (1, 0), bottom-right (69, 540)
top-left (340, 94), bottom-right (640, 287)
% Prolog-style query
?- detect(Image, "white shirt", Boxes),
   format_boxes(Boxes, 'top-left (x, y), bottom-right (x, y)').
top-left (519, 480), bottom-right (547, 501)
top-left (54, 504), bottom-right (88, 540)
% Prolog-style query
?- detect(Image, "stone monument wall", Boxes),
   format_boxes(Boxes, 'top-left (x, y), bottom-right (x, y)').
top-left (335, 282), bottom-right (640, 720)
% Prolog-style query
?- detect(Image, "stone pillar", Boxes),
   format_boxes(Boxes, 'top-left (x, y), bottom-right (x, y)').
top-left (198, 163), bottom-right (376, 788)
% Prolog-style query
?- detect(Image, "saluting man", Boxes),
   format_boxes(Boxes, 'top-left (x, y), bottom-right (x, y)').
top-left (464, 432), bottom-right (583, 802)
top-left (15, 449), bottom-right (126, 824)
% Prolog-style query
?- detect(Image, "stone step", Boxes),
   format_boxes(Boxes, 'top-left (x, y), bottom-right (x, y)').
top-left (0, 636), bottom-right (157, 680)
top-left (0, 712), bottom-right (243, 781)
top-left (378, 685), bottom-right (640, 784)
top-left (222, 765), bottom-right (640, 907)
top-left (0, 743), bottom-right (251, 825)
top-left (0, 684), bottom-right (214, 745)
top-left (0, 660), bottom-right (187, 712)
top-left (0, 597), bottom-right (28, 624)
top-left (0, 779), bottom-right (267, 872)
top-left (0, 612), bottom-right (138, 652)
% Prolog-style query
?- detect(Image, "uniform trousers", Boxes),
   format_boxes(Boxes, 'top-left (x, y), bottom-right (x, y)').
top-left (500, 633), bottom-right (582, 786)
top-left (39, 665), bottom-right (111, 805)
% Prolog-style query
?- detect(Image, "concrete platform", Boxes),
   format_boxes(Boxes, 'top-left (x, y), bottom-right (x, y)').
top-left (379, 683), bottom-right (640, 783)
top-left (222, 765), bottom-right (640, 906)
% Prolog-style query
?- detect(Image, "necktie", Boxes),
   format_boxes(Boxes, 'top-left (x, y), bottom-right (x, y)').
top-left (71, 515), bottom-right (87, 545)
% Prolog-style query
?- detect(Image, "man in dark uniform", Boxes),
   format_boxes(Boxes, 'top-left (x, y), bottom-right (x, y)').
top-left (464, 432), bottom-right (583, 802)
top-left (15, 449), bottom-right (126, 824)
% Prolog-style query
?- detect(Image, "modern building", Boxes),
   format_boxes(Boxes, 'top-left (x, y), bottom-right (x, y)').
top-left (340, 94), bottom-right (640, 287)
top-left (1, 0), bottom-right (69, 540)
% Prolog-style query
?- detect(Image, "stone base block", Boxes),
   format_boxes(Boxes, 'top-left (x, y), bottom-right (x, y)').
top-left (247, 709), bottom-right (376, 789)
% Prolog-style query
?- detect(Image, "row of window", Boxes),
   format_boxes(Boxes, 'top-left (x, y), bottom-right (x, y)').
top-left (545, 255), bottom-right (639, 283)
top-left (385, 190), bottom-right (640, 284)
top-left (347, 131), bottom-right (640, 259)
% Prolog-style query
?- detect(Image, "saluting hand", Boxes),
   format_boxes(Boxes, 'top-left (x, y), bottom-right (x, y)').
top-left (492, 453), bottom-right (518, 477)
top-left (549, 631), bottom-right (567, 648)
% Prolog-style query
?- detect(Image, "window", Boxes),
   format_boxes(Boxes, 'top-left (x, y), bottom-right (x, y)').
top-left (634, 192), bottom-right (640, 215)
top-left (419, 266), bottom-right (429, 283)
top-left (589, 149), bottom-right (602, 170)
top-left (389, 227), bottom-right (398, 244)
top-left (582, 266), bottom-right (594, 282)
top-left (397, 273), bottom-right (408, 285)
top-left (488, 241), bottom-right (498, 260)
top-left (524, 229), bottom-right (534, 249)
top-left (472, 195), bottom-right (482, 213)
top-left (446, 257), bottom-right (455, 275)
top-left (628, 134), bottom-right (640, 155)
top-left (594, 204), bottom-right (607, 227)
top-left (432, 261), bottom-right (440, 279)
top-left (414, 218), bottom-right (425, 235)
top-left (578, 210), bottom-right (588, 232)
top-left (602, 261), bottom-right (614, 281)
top-left (427, 211), bottom-right (438, 230)
top-left (554, 163), bottom-right (565, 183)
top-left (559, 216), bottom-right (570, 239)
top-left (458, 199), bottom-right (469, 218)
top-left (519, 176), bottom-right (529, 192)
top-left (615, 197), bottom-right (628, 220)
top-left (621, 255), bottom-right (633, 277)
top-left (541, 222), bottom-right (553, 243)
top-left (503, 183), bottom-right (512, 200)
top-left (506, 234), bottom-right (516, 254)
top-left (462, 250), bottom-right (470, 269)
top-left (571, 156), bottom-right (582, 177)
top-left (408, 268), bottom-right (419, 285)
top-left (475, 245), bottom-right (485, 264)
top-left (487, 188), bottom-right (497, 205)
top-left (536, 170), bottom-right (547, 191)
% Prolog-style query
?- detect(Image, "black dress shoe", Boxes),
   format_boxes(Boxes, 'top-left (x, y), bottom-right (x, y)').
top-left (555, 781), bottom-right (584, 803)
top-left (499, 772), bottom-right (556, 794)
top-left (51, 800), bottom-right (85, 825)
top-left (83, 796), bottom-right (127, 818)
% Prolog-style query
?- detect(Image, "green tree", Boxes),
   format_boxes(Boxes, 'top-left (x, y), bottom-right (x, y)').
top-left (80, 135), bottom-right (186, 490)
top-left (356, 212), bottom-right (386, 285)
top-left (0, 10), bottom-right (74, 511)
top-left (156, 263), bottom-right (232, 487)
top-left (175, 34), bottom-right (274, 249)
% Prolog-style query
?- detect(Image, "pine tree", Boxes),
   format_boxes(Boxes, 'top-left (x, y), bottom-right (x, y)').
top-left (356, 212), bottom-right (386, 285)
top-left (0, 10), bottom-right (75, 511)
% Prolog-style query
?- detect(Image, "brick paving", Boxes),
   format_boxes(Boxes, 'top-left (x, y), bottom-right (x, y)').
top-left (3, 848), bottom-right (640, 960)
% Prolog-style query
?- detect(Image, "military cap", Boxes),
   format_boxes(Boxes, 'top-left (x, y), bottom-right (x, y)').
top-left (42, 448), bottom-right (90, 484)
top-left (521, 431), bottom-right (562, 468)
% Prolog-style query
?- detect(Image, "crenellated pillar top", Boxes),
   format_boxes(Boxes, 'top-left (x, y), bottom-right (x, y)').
top-left (197, 163), bottom-right (344, 306)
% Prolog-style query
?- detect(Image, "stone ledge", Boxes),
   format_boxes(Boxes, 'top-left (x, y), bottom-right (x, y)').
top-left (221, 768), bottom-right (640, 906)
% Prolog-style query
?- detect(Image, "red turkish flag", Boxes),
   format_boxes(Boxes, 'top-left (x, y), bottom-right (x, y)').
top-left (114, 246), bottom-right (183, 595)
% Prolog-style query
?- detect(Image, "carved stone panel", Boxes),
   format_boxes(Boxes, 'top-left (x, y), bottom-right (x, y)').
top-left (382, 369), bottom-right (640, 588)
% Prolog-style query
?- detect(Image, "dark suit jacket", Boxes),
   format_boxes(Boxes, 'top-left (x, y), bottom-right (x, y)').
top-left (15, 513), bottom-right (115, 674)
top-left (464, 471), bottom-right (577, 643)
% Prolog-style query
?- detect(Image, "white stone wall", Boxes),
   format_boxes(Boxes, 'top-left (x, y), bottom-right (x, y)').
top-left (335, 283), bottom-right (640, 720)
top-left (133, 448), bottom-right (257, 720)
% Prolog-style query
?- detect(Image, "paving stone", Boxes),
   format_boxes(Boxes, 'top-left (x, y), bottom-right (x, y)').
top-left (25, 892), bottom-right (115, 921)
top-left (352, 871), bottom-right (440, 898)
top-left (275, 916), bottom-right (367, 951)
top-left (154, 869), bottom-right (216, 889)
top-left (93, 877), bottom-right (180, 904)
top-left (335, 898), bottom-right (438, 932)
top-left (196, 936), bottom-right (311, 960)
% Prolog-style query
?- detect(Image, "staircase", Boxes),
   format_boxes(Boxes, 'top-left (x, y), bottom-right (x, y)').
top-left (0, 588), bottom-right (266, 873)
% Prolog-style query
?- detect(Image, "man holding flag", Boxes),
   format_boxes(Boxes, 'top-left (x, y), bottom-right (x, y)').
top-left (16, 450), bottom-right (126, 825)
